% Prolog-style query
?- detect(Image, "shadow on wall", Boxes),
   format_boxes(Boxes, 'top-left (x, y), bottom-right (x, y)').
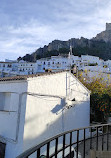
top-left (51, 98), bottom-right (66, 113)
top-left (23, 100), bottom-right (90, 154)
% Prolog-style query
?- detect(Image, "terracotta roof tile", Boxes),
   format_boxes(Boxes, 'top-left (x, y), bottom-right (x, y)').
top-left (0, 70), bottom-right (66, 82)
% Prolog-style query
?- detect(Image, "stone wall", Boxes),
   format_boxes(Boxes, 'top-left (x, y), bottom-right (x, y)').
top-left (106, 23), bottom-right (111, 31)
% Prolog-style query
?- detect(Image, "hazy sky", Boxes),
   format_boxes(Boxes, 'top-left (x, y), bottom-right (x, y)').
top-left (0, 0), bottom-right (111, 61)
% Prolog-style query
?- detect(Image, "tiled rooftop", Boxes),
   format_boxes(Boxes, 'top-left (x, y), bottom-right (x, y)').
top-left (0, 71), bottom-right (66, 82)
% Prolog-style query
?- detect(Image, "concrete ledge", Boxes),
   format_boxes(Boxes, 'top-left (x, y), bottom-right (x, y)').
top-left (90, 150), bottom-right (111, 158)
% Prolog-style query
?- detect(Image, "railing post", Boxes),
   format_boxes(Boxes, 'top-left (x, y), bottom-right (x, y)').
top-left (90, 127), bottom-right (92, 150)
top-left (37, 148), bottom-right (40, 158)
top-left (76, 130), bottom-right (79, 158)
top-left (63, 134), bottom-right (65, 158)
top-left (102, 126), bottom-right (104, 151)
top-left (55, 138), bottom-right (58, 158)
top-left (83, 129), bottom-right (85, 158)
top-left (70, 132), bottom-right (72, 158)
top-left (47, 142), bottom-right (50, 158)
top-left (96, 127), bottom-right (98, 151)
top-left (107, 125), bottom-right (109, 151)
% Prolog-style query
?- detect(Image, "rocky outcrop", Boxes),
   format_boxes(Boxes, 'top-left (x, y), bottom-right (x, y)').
top-left (19, 23), bottom-right (111, 62)
top-left (94, 23), bottom-right (111, 42)
top-left (93, 30), bottom-right (111, 42)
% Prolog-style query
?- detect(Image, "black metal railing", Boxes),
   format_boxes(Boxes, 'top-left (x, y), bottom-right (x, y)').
top-left (17, 123), bottom-right (111, 158)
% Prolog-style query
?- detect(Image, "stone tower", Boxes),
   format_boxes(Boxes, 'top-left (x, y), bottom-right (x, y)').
top-left (106, 23), bottom-right (111, 31)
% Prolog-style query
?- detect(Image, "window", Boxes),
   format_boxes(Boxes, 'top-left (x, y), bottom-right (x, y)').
top-left (0, 92), bottom-right (11, 111)
top-left (8, 64), bottom-right (12, 67)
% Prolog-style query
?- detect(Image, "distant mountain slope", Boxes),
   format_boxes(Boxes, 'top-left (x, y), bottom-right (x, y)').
top-left (93, 23), bottom-right (111, 42)
top-left (18, 23), bottom-right (111, 62)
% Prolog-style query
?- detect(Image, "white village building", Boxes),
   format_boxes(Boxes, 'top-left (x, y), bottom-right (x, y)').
top-left (0, 61), bottom-right (19, 77)
top-left (36, 55), bottom-right (71, 73)
top-left (18, 60), bottom-right (36, 75)
top-left (1, 52), bottom-right (110, 78)
top-left (81, 55), bottom-right (100, 65)
top-left (0, 71), bottom-right (90, 158)
top-left (36, 51), bottom-right (106, 73)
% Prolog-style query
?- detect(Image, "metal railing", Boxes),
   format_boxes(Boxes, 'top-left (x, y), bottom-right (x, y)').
top-left (17, 123), bottom-right (111, 158)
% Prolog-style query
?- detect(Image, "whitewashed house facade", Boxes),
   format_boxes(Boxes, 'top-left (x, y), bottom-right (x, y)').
top-left (0, 71), bottom-right (90, 158)
top-left (36, 56), bottom-right (70, 73)
top-left (81, 55), bottom-right (100, 65)
top-left (18, 61), bottom-right (36, 75)
top-left (0, 62), bottom-right (19, 77)
top-left (36, 54), bottom-right (105, 73)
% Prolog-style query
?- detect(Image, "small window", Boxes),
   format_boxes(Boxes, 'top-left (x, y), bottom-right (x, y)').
top-left (0, 92), bottom-right (11, 111)
top-left (8, 64), bottom-right (12, 67)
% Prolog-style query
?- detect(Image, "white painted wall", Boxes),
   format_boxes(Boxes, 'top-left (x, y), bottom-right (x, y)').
top-left (0, 81), bottom-right (28, 158)
top-left (0, 72), bottom-right (90, 158)
top-left (23, 72), bottom-right (90, 152)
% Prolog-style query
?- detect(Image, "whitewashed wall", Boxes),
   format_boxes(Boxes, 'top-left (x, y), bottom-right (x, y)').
top-left (0, 81), bottom-right (28, 158)
top-left (0, 72), bottom-right (90, 158)
top-left (23, 72), bottom-right (90, 152)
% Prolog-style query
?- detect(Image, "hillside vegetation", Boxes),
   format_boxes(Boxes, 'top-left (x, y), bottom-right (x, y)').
top-left (78, 72), bottom-right (111, 123)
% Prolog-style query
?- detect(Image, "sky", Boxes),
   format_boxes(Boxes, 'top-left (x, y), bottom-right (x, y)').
top-left (0, 0), bottom-right (111, 61)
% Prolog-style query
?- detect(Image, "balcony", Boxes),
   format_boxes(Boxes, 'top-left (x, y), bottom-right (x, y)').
top-left (17, 124), bottom-right (111, 158)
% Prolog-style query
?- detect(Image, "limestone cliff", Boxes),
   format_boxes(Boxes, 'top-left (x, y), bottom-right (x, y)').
top-left (19, 23), bottom-right (111, 61)
top-left (94, 23), bottom-right (111, 42)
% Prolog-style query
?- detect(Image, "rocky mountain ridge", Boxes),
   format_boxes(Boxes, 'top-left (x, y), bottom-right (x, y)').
top-left (18, 23), bottom-right (111, 62)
